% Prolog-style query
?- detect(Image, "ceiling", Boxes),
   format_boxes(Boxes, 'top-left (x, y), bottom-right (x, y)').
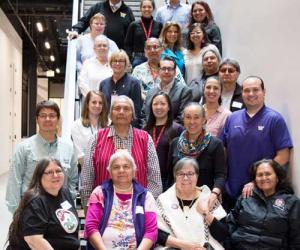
top-left (1, 0), bottom-right (73, 83)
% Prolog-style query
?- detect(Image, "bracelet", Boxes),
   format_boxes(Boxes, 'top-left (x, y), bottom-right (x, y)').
top-left (212, 191), bottom-right (220, 196)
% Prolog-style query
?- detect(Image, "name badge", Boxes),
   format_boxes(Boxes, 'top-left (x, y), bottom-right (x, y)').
top-left (136, 206), bottom-right (144, 214)
top-left (232, 101), bottom-right (243, 109)
top-left (61, 200), bottom-right (72, 210)
top-left (258, 125), bottom-right (264, 131)
top-left (120, 12), bottom-right (126, 18)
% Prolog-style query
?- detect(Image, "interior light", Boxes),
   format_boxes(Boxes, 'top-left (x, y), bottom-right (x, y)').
top-left (50, 55), bottom-right (55, 62)
top-left (55, 68), bottom-right (60, 74)
top-left (45, 41), bottom-right (51, 49)
top-left (36, 22), bottom-right (43, 32)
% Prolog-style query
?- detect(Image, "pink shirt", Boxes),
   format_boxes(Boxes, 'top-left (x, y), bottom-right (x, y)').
top-left (206, 106), bottom-right (231, 137)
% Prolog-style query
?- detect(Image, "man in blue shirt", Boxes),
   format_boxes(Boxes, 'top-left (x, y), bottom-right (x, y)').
top-left (221, 76), bottom-right (293, 211)
top-left (155, 0), bottom-right (191, 28)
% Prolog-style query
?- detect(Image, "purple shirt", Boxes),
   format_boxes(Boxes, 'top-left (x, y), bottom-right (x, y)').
top-left (221, 105), bottom-right (293, 199)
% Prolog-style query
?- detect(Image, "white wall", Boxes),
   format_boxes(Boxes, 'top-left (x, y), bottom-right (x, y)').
top-left (207, 0), bottom-right (300, 194)
top-left (0, 9), bottom-right (22, 175)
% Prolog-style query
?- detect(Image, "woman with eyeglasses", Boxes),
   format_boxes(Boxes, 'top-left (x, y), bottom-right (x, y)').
top-left (144, 92), bottom-right (183, 191)
top-left (168, 103), bottom-right (226, 210)
top-left (184, 23), bottom-right (220, 86)
top-left (78, 35), bottom-right (113, 97)
top-left (156, 158), bottom-right (228, 250)
top-left (100, 50), bottom-right (143, 127)
top-left (188, 1), bottom-right (222, 55)
top-left (7, 158), bottom-right (79, 250)
top-left (160, 22), bottom-right (185, 77)
top-left (202, 76), bottom-right (231, 137)
top-left (124, 0), bottom-right (162, 68)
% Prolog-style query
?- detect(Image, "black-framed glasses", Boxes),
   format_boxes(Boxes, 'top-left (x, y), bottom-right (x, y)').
top-left (176, 172), bottom-right (196, 179)
top-left (44, 169), bottom-right (63, 177)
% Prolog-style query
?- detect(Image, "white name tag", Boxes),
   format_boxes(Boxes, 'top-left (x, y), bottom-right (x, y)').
top-left (232, 101), bottom-right (243, 109)
top-left (258, 125), bottom-right (264, 131)
top-left (136, 206), bottom-right (144, 214)
top-left (120, 12), bottom-right (126, 18)
top-left (61, 200), bottom-right (72, 210)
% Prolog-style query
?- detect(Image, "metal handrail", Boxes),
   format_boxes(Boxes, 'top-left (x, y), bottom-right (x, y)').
top-left (61, 0), bottom-right (80, 141)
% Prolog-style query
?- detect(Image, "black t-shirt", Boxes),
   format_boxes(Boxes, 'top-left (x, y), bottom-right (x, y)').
top-left (16, 188), bottom-right (79, 250)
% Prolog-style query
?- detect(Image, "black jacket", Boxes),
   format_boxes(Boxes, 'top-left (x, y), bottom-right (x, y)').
top-left (227, 188), bottom-right (300, 250)
top-left (72, 1), bottom-right (135, 49)
top-left (229, 83), bottom-right (244, 112)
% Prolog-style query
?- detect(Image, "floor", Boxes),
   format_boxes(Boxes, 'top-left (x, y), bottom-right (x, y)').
top-left (0, 172), bottom-right (12, 250)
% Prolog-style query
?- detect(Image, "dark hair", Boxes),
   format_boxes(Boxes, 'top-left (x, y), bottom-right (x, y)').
top-left (219, 58), bottom-right (241, 73)
top-left (242, 75), bottom-right (265, 90)
top-left (140, 0), bottom-right (155, 10)
top-left (36, 100), bottom-right (60, 119)
top-left (81, 90), bottom-right (109, 128)
top-left (7, 158), bottom-right (64, 248)
top-left (202, 76), bottom-right (222, 105)
top-left (187, 23), bottom-right (209, 50)
top-left (189, 1), bottom-right (215, 27)
top-left (250, 159), bottom-right (293, 193)
top-left (159, 56), bottom-right (176, 69)
top-left (145, 92), bottom-right (173, 131)
top-left (160, 21), bottom-right (182, 51)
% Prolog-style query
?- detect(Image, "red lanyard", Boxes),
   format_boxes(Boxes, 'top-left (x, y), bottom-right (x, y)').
top-left (140, 19), bottom-right (153, 40)
top-left (152, 125), bottom-right (165, 149)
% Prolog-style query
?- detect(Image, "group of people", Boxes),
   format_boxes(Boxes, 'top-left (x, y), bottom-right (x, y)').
top-left (4, 0), bottom-right (300, 249)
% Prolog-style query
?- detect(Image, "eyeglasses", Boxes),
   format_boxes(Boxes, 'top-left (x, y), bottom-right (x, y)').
top-left (38, 113), bottom-right (58, 120)
top-left (219, 68), bottom-right (236, 74)
top-left (159, 67), bottom-right (175, 72)
top-left (111, 59), bottom-right (126, 64)
top-left (176, 172), bottom-right (196, 179)
top-left (44, 169), bottom-right (63, 177)
top-left (145, 45), bottom-right (161, 51)
top-left (95, 44), bottom-right (108, 48)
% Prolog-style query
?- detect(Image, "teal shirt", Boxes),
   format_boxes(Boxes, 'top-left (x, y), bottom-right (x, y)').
top-left (6, 134), bottom-right (78, 213)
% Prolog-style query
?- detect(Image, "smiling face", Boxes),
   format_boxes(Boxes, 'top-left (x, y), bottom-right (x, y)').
top-left (165, 25), bottom-right (179, 45)
top-left (242, 77), bottom-right (265, 111)
top-left (88, 93), bottom-right (103, 117)
top-left (203, 51), bottom-right (219, 75)
top-left (41, 161), bottom-right (64, 195)
top-left (111, 55), bottom-right (127, 75)
top-left (255, 163), bottom-right (278, 197)
top-left (90, 18), bottom-right (106, 35)
top-left (152, 94), bottom-right (170, 121)
top-left (145, 39), bottom-right (163, 62)
top-left (159, 59), bottom-right (176, 85)
top-left (183, 105), bottom-right (206, 137)
top-left (192, 3), bottom-right (207, 22)
top-left (94, 38), bottom-right (109, 58)
top-left (204, 78), bottom-right (222, 104)
top-left (37, 108), bottom-right (59, 135)
top-left (190, 26), bottom-right (204, 46)
top-left (141, 0), bottom-right (153, 18)
top-left (110, 157), bottom-right (134, 186)
top-left (175, 164), bottom-right (198, 193)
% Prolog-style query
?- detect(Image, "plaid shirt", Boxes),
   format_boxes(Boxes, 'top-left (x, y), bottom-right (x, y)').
top-left (80, 126), bottom-right (162, 206)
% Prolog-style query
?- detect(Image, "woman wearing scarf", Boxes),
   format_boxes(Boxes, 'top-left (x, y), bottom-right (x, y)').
top-left (168, 103), bottom-right (226, 209)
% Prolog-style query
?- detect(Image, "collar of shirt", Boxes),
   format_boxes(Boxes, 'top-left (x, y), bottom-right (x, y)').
top-left (108, 125), bottom-right (133, 139)
top-left (109, 0), bottom-right (122, 12)
top-left (167, 1), bottom-right (182, 9)
top-left (159, 78), bottom-right (175, 94)
top-left (37, 133), bottom-right (58, 146)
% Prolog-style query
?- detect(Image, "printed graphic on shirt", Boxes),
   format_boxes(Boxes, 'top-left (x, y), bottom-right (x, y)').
top-left (273, 198), bottom-right (285, 211)
top-left (55, 208), bottom-right (78, 233)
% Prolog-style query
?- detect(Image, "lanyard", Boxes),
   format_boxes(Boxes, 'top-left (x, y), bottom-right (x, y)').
top-left (140, 19), bottom-right (153, 40)
top-left (152, 125), bottom-right (165, 149)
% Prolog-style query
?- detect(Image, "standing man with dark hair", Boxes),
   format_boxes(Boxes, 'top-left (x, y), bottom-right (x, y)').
top-left (221, 76), bottom-right (293, 211)
top-left (68, 0), bottom-right (135, 49)
top-left (6, 100), bottom-right (78, 214)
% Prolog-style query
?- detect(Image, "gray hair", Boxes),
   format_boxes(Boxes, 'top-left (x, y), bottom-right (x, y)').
top-left (173, 158), bottom-right (199, 179)
top-left (219, 58), bottom-right (241, 73)
top-left (202, 48), bottom-right (222, 63)
top-left (94, 34), bottom-right (109, 46)
top-left (109, 95), bottom-right (136, 119)
top-left (182, 102), bottom-right (206, 119)
top-left (107, 150), bottom-right (137, 174)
